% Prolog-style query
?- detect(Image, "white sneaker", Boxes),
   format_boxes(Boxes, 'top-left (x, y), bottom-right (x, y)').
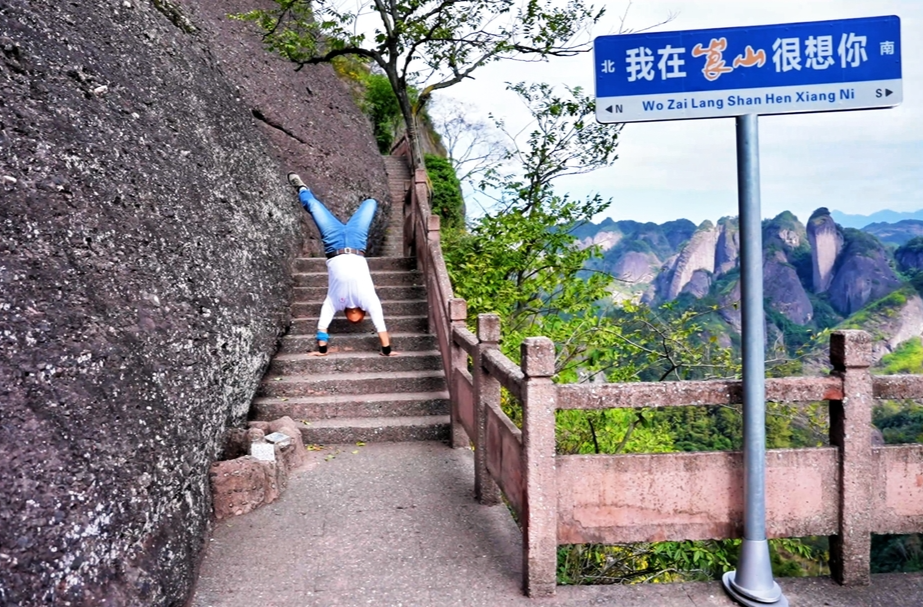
top-left (287, 172), bottom-right (307, 191)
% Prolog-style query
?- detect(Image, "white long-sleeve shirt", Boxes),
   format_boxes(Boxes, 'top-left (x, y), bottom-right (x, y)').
top-left (317, 254), bottom-right (387, 333)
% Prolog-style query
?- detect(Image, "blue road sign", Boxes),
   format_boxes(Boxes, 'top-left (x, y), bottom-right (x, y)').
top-left (594, 16), bottom-right (902, 123)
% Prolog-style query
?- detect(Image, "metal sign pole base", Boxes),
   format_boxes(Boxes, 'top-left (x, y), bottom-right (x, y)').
top-left (721, 539), bottom-right (788, 606)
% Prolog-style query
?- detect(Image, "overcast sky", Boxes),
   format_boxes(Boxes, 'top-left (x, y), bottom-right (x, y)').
top-left (438, 0), bottom-right (923, 227)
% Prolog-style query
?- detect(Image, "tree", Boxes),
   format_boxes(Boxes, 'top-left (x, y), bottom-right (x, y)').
top-left (444, 82), bottom-right (623, 377)
top-left (235, 0), bottom-right (605, 166)
top-left (430, 98), bottom-right (508, 192)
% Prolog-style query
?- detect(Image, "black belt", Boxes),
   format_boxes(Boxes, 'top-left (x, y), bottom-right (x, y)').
top-left (326, 248), bottom-right (365, 259)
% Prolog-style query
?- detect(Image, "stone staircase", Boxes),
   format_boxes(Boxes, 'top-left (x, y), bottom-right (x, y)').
top-left (251, 157), bottom-right (449, 444)
top-left (380, 155), bottom-right (411, 257)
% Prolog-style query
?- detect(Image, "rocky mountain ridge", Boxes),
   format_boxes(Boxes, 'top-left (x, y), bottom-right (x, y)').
top-left (577, 207), bottom-right (923, 361)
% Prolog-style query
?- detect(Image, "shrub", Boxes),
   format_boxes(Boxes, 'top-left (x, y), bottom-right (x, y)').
top-left (424, 154), bottom-right (465, 229)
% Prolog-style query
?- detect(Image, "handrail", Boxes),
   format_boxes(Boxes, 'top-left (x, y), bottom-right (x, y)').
top-left (452, 325), bottom-right (478, 356)
top-left (395, 141), bottom-right (467, 445)
top-left (556, 375), bottom-right (844, 410)
top-left (481, 348), bottom-right (524, 402)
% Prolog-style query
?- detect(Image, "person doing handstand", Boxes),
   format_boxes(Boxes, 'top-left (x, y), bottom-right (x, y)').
top-left (288, 172), bottom-right (394, 357)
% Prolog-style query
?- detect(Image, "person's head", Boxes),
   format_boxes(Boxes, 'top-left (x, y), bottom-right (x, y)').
top-left (345, 307), bottom-right (366, 323)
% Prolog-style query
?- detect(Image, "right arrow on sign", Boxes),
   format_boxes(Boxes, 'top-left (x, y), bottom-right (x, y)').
top-left (885, 89), bottom-right (893, 96)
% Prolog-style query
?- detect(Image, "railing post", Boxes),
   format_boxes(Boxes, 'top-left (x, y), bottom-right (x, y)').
top-left (829, 330), bottom-right (873, 585)
top-left (449, 298), bottom-right (469, 449)
top-left (427, 214), bottom-right (440, 242)
top-left (424, 215), bottom-right (441, 335)
top-left (402, 185), bottom-right (413, 258)
top-left (521, 337), bottom-right (557, 597)
top-left (412, 168), bottom-right (429, 261)
top-left (474, 314), bottom-right (501, 505)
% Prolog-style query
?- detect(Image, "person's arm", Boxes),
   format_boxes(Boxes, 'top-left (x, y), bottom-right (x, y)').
top-left (377, 331), bottom-right (395, 356)
top-left (308, 297), bottom-right (336, 357)
top-left (363, 294), bottom-right (395, 356)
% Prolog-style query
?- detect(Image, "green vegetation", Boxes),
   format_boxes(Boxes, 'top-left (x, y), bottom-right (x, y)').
top-left (424, 154), bottom-right (465, 229)
top-left (444, 82), bottom-right (624, 383)
top-left (842, 227), bottom-right (885, 259)
top-left (236, 0), bottom-right (604, 165)
top-left (874, 400), bottom-right (923, 444)
top-left (841, 286), bottom-right (912, 331)
top-left (765, 306), bottom-right (814, 358)
top-left (789, 245), bottom-right (814, 291)
top-left (440, 79), bottom-right (832, 584)
top-left (362, 73), bottom-right (404, 153)
top-left (897, 236), bottom-right (923, 255)
top-left (879, 337), bottom-right (923, 375)
top-left (768, 210), bottom-right (803, 232)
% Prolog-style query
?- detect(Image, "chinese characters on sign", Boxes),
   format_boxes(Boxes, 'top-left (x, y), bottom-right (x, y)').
top-left (618, 33), bottom-right (882, 81)
top-left (594, 16), bottom-right (902, 123)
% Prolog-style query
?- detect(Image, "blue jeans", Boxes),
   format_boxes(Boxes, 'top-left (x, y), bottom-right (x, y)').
top-left (299, 190), bottom-right (377, 255)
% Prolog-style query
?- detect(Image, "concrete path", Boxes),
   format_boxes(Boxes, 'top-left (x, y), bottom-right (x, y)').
top-left (190, 441), bottom-right (923, 607)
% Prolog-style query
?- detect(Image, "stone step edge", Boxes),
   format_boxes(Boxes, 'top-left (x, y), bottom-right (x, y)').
top-left (271, 350), bottom-right (442, 362)
top-left (280, 331), bottom-right (435, 341)
top-left (299, 415), bottom-right (450, 431)
top-left (290, 314), bottom-right (428, 322)
top-left (253, 390), bottom-right (450, 406)
top-left (262, 369), bottom-right (446, 382)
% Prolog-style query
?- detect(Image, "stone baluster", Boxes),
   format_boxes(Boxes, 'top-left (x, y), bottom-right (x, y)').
top-left (449, 298), bottom-right (469, 449)
top-left (520, 337), bottom-right (557, 597)
top-left (474, 314), bottom-right (501, 505)
top-left (828, 330), bottom-right (873, 585)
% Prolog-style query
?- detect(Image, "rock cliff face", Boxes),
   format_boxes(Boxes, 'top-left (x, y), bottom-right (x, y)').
top-left (680, 269), bottom-right (712, 299)
top-left (714, 217), bottom-right (739, 276)
top-left (577, 230), bottom-right (621, 252)
top-left (610, 250), bottom-right (659, 284)
top-left (764, 251), bottom-right (813, 325)
top-left (827, 232), bottom-right (902, 316)
top-left (807, 208), bottom-right (844, 294)
top-left (879, 293), bottom-right (923, 361)
top-left (718, 278), bottom-right (742, 333)
top-left (895, 237), bottom-right (923, 273)
top-left (763, 210), bottom-right (807, 254)
top-left (0, 0), bottom-right (386, 605)
top-left (663, 221), bottom-right (718, 301)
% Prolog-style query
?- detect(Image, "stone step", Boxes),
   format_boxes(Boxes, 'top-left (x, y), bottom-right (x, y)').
top-left (297, 415), bottom-right (450, 444)
top-left (268, 350), bottom-right (443, 376)
top-left (258, 370), bottom-right (447, 398)
top-left (292, 299), bottom-right (428, 318)
top-left (252, 391), bottom-right (450, 421)
top-left (384, 162), bottom-right (411, 176)
top-left (292, 270), bottom-right (423, 288)
top-left (293, 285), bottom-right (426, 303)
top-left (293, 257), bottom-right (416, 273)
top-left (278, 332), bottom-right (438, 354)
top-left (288, 315), bottom-right (428, 336)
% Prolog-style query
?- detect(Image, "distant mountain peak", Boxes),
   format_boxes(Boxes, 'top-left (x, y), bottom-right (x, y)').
top-left (831, 208), bottom-right (923, 229)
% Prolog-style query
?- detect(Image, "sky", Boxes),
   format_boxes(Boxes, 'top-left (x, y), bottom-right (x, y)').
top-left (437, 0), bottom-right (923, 227)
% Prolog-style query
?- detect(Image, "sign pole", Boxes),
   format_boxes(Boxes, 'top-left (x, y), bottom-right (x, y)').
top-left (721, 114), bottom-right (788, 607)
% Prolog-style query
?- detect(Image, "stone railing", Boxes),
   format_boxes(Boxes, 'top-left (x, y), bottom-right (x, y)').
top-left (394, 142), bottom-right (923, 598)
top-left (395, 138), bottom-right (469, 447)
top-left (450, 319), bottom-right (923, 597)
